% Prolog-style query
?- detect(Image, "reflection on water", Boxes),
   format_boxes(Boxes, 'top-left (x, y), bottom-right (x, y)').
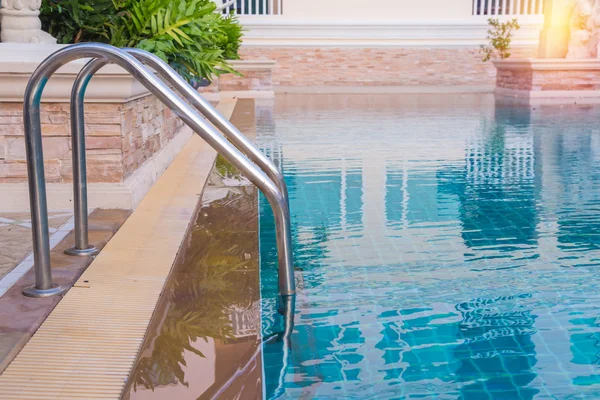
top-left (258, 94), bottom-right (600, 399)
top-left (122, 158), bottom-right (263, 400)
top-left (122, 100), bottom-right (264, 400)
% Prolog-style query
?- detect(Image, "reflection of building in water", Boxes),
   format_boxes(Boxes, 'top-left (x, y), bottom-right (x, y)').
top-left (465, 130), bottom-right (535, 185)
top-left (456, 129), bottom-right (540, 254)
top-left (553, 133), bottom-right (600, 253)
top-left (258, 97), bottom-right (600, 397)
top-left (260, 141), bottom-right (283, 172)
top-left (228, 302), bottom-right (261, 338)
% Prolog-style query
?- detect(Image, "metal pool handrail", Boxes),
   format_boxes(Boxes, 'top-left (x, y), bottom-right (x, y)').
top-left (66, 49), bottom-right (290, 260)
top-left (22, 43), bottom-right (295, 301)
top-left (72, 48), bottom-right (290, 208)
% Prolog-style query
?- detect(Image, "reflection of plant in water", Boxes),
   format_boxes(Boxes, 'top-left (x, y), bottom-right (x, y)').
top-left (215, 154), bottom-right (244, 181)
top-left (130, 185), bottom-right (259, 392)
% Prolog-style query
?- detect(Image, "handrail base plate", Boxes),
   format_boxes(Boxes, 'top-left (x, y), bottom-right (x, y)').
top-left (64, 246), bottom-right (100, 257)
top-left (22, 284), bottom-right (67, 298)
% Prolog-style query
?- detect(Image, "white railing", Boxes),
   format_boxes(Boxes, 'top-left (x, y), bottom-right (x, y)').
top-left (220, 0), bottom-right (282, 15)
top-left (472, 0), bottom-right (544, 16)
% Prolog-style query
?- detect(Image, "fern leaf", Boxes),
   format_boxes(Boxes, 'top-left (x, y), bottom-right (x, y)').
top-left (172, 27), bottom-right (192, 43)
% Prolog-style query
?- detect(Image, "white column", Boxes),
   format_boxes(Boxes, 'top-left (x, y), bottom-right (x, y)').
top-left (538, 0), bottom-right (572, 58)
top-left (0, 0), bottom-right (56, 43)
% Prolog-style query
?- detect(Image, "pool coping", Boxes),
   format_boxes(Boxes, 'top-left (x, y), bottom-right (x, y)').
top-left (0, 99), bottom-right (237, 399)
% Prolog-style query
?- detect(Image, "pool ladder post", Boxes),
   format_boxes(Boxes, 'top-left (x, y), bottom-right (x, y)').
top-left (279, 293), bottom-right (296, 347)
top-left (21, 43), bottom-right (296, 307)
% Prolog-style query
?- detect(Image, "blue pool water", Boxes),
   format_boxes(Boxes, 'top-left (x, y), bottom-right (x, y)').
top-left (257, 94), bottom-right (600, 399)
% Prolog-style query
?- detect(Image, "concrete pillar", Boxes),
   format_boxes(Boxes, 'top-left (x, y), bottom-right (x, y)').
top-left (0, 0), bottom-right (56, 44)
top-left (538, 0), bottom-right (573, 58)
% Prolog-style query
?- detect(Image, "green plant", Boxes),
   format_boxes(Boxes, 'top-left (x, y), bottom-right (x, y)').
top-left (480, 18), bottom-right (520, 62)
top-left (40, 0), bottom-right (243, 82)
top-left (40, 0), bottom-right (125, 43)
top-left (219, 14), bottom-right (243, 60)
top-left (111, 0), bottom-right (240, 81)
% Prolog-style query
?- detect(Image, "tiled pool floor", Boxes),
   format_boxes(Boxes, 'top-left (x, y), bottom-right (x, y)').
top-left (257, 94), bottom-right (600, 399)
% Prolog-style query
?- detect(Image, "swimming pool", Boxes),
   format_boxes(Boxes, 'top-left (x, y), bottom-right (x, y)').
top-left (257, 94), bottom-right (600, 399)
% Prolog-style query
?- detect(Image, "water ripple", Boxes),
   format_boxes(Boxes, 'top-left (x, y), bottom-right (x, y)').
top-left (258, 94), bottom-right (600, 399)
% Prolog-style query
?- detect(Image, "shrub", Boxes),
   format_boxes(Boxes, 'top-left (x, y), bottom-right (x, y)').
top-left (480, 18), bottom-right (520, 62)
top-left (40, 0), bottom-right (243, 81)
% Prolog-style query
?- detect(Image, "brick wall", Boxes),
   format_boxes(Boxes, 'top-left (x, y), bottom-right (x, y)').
top-left (0, 94), bottom-right (183, 184)
top-left (219, 69), bottom-right (273, 91)
top-left (240, 46), bottom-right (538, 87)
top-left (197, 65), bottom-right (274, 94)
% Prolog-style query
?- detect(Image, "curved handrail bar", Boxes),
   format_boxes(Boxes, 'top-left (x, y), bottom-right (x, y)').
top-left (64, 57), bottom-right (107, 257)
top-left (22, 43), bottom-right (295, 299)
top-left (126, 48), bottom-right (290, 206)
top-left (73, 49), bottom-right (289, 206)
top-left (67, 49), bottom-right (289, 258)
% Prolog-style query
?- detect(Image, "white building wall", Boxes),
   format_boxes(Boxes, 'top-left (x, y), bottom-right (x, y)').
top-left (237, 0), bottom-right (545, 47)
top-left (230, 0), bottom-right (544, 90)
top-left (283, 0), bottom-right (473, 21)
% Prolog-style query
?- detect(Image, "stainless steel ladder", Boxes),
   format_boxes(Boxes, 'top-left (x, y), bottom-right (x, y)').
top-left (21, 44), bottom-right (296, 311)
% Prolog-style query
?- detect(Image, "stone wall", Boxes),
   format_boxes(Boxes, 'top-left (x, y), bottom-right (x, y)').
top-left (0, 94), bottom-right (183, 184)
top-left (497, 67), bottom-right (600, 92)
top-left (239, 46), bottom-right (538, 88)
top-left (496, 68), bottom-right (534, 91)
top-left (493, 59), bottom-right (600, 104)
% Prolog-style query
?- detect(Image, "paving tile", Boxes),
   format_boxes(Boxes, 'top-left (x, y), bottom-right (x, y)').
top-left (0, 213), bottom-right (74, 280)
top-left (0, 254), bottom-right (21, 280)
top-left (0, 208), bottom-right (131, 376)
top-left (0, 333), bottom-right (29, 373)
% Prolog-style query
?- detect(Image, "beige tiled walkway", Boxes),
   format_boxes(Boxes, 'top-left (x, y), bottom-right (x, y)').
top-left (0, 212), bottom-right (72, 279)
top-left (0, 99), bottom-right (236, 399)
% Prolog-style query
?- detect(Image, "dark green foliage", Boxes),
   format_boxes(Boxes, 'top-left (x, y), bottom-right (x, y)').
top-left (480, 18), bottom-right (520, 62)
top-left (219, 14), bottom-right (243, 60)
top-left (40, 0), bottom-right (129, 44)
top-left (39, 0), bottom-right (243, 81)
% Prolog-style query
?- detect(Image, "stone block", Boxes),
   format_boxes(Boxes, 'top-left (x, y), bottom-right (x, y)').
top-left (86, 124), bottom-right (122, 137)
top-left (0, 161), bottom-right (27, 182)
top-left (40, 123), bottom-right (70, 137)
top-left (0, 124), bottom-right (24, 137)
top-left (4, 137), bottom-right (69, 160)
top-left (0, 104), bottom-right (22, 116)
top-left (48, 113), bottom-right (69, 125)
top-left (86, 136), bottom-right (122, 150)
top-left (0, 115), bottom-right (22, 125)
top-left (87, 154), bottom-right (124, 183)
top-left (121, 109), bottom-right (135, 133)
top-left (84, 111), bottom-right (122, 125)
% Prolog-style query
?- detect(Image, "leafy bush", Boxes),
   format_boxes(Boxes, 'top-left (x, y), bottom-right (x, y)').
top-left (218, 14), bottom-right (243, 60)
top-left (40, 0), bottom-right (243, 81)
top-left (480, 18), bottom-right (520, 62)
top-left (40, 0), bottom-right (125, 43)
